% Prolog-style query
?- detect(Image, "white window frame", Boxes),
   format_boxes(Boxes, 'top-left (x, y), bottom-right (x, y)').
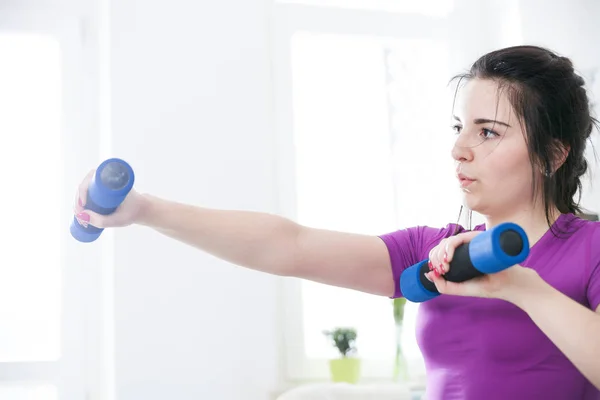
top-left (0, 5), bottom-right (105, 400)
top-left (270, 2), bottom-right (456, 382)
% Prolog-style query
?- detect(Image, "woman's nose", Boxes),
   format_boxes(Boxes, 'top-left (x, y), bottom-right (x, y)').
top-left (451, 137), bottom-right (474, 162)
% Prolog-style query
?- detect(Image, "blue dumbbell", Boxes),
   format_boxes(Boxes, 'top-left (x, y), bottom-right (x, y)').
top-left (70, 158), bottom-right (134, 243)
top-left (400, 222), bottom-right (529, 302)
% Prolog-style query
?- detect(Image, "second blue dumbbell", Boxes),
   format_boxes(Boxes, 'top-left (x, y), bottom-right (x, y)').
top-left (399, 222), bottom-right (530, 303)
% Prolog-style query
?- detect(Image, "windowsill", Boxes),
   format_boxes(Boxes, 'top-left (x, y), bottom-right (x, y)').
top-left (269, 377), bottom-right (427, 400)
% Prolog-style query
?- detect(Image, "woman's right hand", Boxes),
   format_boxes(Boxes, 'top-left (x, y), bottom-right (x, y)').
top-left (73, 169), bottom-right (148, 229)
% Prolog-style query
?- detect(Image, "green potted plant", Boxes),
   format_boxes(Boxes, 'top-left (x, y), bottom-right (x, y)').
top-left (323, 327), bottom-right (360, 384)
top-left (393, 297), bottom-right (409, 381)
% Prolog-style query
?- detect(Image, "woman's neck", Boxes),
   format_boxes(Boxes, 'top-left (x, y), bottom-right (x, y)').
top-left (483, 205), bottom-right (562, 248)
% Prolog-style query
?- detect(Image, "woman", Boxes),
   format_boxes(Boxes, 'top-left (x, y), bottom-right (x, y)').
top-left (74, 45), bottom-right (600, 399)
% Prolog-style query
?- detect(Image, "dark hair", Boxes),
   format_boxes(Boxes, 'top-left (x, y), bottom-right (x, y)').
top-left (451, 45), bottom-right (599, 234)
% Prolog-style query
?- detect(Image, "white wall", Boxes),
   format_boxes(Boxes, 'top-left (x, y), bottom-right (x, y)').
top-left (517, 0), bottom-right (600, 71)
top-left (108, 0), bottom-right (281, 399)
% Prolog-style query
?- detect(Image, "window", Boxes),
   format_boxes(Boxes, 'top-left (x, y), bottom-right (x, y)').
top-left (0, 10), bottom-right (95, 400)
top-left (272, 1), bottom-right (465, 383)
top-left (0, 33), bottom-right (62, 364)
top-left (292, 32), bottom-right (399, 365)
top-left (284, 30), bottom-right (460, 381)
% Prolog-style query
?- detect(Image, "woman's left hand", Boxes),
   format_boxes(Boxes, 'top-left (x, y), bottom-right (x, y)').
top-left (426, 231), bottom-right (540, 303)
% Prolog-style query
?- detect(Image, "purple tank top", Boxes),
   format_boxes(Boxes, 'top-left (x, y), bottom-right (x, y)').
top-left (379, 213), bottom-right (600, 400)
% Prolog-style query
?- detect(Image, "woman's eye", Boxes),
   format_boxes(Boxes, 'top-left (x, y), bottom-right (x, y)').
top-left (481, 128), bottom-right (499, 138)
top-left (452, 125), bottom-right (462, 134)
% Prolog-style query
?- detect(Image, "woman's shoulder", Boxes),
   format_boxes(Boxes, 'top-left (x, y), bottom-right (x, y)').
top-left (554, 212), bottom-right (600, 237)
top-left (388, 221), bottom-right (477, 240)
top-left (546, 213), bottom-right (600, 267)
top-left (378, 221), bottom-right (475, 260)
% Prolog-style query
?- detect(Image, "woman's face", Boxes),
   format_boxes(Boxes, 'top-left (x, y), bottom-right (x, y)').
top-left (451, 78), bottom-right (537, 218)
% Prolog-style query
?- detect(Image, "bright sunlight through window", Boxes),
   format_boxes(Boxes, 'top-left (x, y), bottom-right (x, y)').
top-left (0, 33), bottom-right (62, 362)
top-left (290, 31), bottom-right (459, 378)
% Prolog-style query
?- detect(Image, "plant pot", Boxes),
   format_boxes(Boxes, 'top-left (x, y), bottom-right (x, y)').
top-left (328, 357), bottom-right (361, 384)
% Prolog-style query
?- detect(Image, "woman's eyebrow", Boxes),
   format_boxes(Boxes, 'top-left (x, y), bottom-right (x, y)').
top-left (453, 115), bottom-right (511, 128)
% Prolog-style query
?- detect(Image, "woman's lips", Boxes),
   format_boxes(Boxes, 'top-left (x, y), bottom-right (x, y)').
top-left (457, 173), bottom-right (476, 187)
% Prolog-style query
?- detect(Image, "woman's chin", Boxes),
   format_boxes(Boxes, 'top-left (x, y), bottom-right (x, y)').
top-left (461, 192), bottom-right (482, 212)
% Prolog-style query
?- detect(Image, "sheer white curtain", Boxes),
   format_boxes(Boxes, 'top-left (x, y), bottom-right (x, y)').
top-left (272, 0), bottom-right (519, 383)
top-left (277, 25), bottom-right (462, 383)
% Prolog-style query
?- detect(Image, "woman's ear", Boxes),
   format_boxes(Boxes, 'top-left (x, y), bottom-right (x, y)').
top-left (552, 141), bottom-right (570, 172)
top-left (540, 141), bottom-right (570, 177)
